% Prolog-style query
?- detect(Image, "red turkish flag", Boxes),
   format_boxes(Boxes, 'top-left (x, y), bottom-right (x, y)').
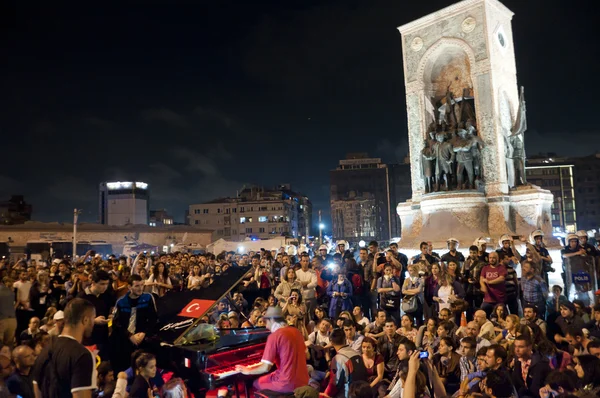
top-left (178, 299), bottom-right (216, 318)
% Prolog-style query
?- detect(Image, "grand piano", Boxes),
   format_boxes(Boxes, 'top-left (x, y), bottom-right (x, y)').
top-left (154, 265), bottom-right (270, 397)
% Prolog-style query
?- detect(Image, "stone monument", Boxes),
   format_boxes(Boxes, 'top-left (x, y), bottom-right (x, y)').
top-left (396, 0), bottom-right (555, 247)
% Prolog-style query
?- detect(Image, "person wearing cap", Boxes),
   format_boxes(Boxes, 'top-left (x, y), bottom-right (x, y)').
top-left (48, 310), bottom-right (65, 336)
top-left (333, 241), bottom-right (351, 264)
top-left (495, 235), bottom-right (521, 266)
top-left (561, 234), bottom-right (585, 259)
top-left (234, 306), bottom-right (309, 394)
top-left (316, 244), bottom-right (333, 266)
top-left (554, 301), bottom-right (585, 346)
top-left (577, 230), bottom-right (599, 257)
top-left (561, 233), bottom-right (586, 293)
top-left (441, 238), bottom-right (465, 268)
top-left (227, 311), bottom-right (240, 328)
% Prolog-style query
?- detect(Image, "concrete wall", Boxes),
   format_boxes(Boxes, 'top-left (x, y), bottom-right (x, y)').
top-left (0, 223), bottom-right (214, 254)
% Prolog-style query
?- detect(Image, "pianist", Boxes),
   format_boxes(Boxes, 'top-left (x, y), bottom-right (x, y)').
top-left (234, 306), bottom-right (309, 394)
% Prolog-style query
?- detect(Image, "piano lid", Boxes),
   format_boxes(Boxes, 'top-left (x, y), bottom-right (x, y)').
top-left (156, 265), bottom-right (253, 345)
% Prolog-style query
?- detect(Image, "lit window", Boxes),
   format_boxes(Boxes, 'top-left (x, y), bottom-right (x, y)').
top-left (248, 217), bottom-right (253, 223)
top-left (240, 217), bottom-right (246, 224)
top-left (258, 216), bottom-right (268, 223)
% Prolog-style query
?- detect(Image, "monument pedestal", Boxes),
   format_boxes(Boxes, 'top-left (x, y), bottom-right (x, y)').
top-left (397, 185), bottom-right (556, 248)
top-left (395, 0), bottom-right (559, 250)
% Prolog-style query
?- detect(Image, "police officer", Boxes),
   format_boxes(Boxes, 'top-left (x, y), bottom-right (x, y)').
top-left (441, 238), bottom-right (465, 267)
top-left (530, 230), bottom-right (554, 285)
top-left (561, 233), bottom-right (585, 297)
top-left (577, 230), bottom-right (599, 257)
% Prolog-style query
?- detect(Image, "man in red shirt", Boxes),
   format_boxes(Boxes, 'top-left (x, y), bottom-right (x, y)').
top-left (480, 251), bottom-right (507, 317)
top-left (235, 306), bottom-right (309, 393)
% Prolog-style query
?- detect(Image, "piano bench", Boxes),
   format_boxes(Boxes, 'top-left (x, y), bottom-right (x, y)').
top-left (254, 390), bottom-right (295, 398)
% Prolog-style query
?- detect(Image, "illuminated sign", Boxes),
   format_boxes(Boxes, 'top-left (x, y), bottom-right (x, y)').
top-left (105, 181), bottom-right (148, 190)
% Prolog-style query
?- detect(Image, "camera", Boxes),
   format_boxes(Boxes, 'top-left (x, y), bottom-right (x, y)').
top-left (419, 350), bottom-right (429, 359)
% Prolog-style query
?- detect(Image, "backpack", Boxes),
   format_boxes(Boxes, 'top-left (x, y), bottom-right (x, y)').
top-left (338, 349), bottom-right (368, 386)
top-left (38, 336), bottom-right (62, 398)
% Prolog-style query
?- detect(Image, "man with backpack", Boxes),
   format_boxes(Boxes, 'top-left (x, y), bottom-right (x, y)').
top-left (322, 328), bottom-right (368, 398)
top-left (32, 298), bottom-right (97, 398)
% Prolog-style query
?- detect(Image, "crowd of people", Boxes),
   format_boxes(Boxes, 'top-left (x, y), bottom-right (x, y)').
top-left (0, 228), bottom-right (599, 398)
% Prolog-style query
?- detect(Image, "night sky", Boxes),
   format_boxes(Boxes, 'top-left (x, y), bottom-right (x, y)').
top-left (2, 0), bottom-right (598, 228)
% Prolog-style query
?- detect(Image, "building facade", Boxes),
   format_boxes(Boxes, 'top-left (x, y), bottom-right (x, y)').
top-left (526, 157), bottom-right (576, 233)
top-left (188, 185), bottom-right (312, 241)
top-left (527, 153), bottom-right (600, 233)
top-left (570, 155), bottom-right (600, 231)
top-left (0, 195), bottom-right (32, 225)
top-left (149, 209), bottom-right (174, 227)
top-left (99, 181), bottom-right (149, 226)
top-left (330, 154), bottom-right (411, 243)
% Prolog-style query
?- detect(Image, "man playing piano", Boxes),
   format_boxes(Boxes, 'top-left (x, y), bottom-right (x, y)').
top-left (235, 306), bottom-right (309, 394)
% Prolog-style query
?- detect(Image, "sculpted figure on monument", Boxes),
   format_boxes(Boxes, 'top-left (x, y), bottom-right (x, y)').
top-left (433, 132), bottom-right (454, 191)
top-left (424, 86), bottom-right (483, 192)
top-left (453, 126), bottom-right (475, 189)
top-left (421, 122), bottom-right (438, 193)
top-left (421, 141), bottom-right (436, 193)
top-left (465, 119), bottom-right (485, 184)
top-left (504, 86), bottom-right (527, 188)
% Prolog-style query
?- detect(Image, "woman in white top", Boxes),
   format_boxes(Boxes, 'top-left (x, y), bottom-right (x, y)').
top-left (435, 274), bottom-right (455, 313)
top-left (187, 264), bottom-right (204, 291)
top-left (145, 262), bottom-right (172, 297)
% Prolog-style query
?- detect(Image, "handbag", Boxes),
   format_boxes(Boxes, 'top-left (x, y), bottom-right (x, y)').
top-left (402, 295), bottom-right (418, 313)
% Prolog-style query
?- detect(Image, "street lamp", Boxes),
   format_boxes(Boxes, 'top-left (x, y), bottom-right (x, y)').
top-left (73, 208), bottom-right (82, 258)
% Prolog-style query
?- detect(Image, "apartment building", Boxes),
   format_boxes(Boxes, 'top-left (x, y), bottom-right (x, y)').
top-left (188, 185), bottom-right (312, 241)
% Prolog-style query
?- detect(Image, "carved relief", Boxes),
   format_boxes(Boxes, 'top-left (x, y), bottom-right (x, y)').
top-left (411, 37), bottom-right (424, 52)
top-left (462, 17), bottom-right (476, 33)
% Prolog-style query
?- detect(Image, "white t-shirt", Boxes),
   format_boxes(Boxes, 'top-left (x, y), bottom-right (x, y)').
top-left (13, 280), bottom-right (32, 304)
top-left (438, 285), bottom-right (453, 312)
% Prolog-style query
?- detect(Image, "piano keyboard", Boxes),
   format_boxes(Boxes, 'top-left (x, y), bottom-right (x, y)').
top-left (208, 359), bottom-right (263, 380)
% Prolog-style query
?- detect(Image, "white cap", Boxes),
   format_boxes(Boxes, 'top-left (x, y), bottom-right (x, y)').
top-left (318, 244), bottom-right (328, 251)
top-left (52, 259), bottom-right (61, 265)
top-left (577, 230), bottom-right (588, 238)
top-left (53, 311), bottom-right (65, 320)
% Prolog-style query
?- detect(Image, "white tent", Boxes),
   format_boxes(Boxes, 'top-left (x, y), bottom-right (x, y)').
top-left (207, 237), bottom-right (297, 254)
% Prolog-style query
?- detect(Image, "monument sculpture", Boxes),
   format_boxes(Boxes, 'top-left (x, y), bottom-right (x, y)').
top-left (396, 0), bottom-right (556, 247)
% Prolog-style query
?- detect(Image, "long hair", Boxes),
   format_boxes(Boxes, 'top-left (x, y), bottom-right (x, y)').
top-left (577, 355), bottom-right (600, 388)
top-left (153, 262), bottom-right (169, 281)
top-left (290, 288), bottom-right (303, 305)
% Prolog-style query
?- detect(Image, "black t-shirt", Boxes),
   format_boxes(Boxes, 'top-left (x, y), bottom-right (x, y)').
top-left (129, 375), bottom-right (152, 398)
top-left (441, 251), bottom-right (465, 266)
top-left (32, 335), bottom-right (97, 398)
top-left (77, 288), bottom-right (115, 346)
top-left (6, 370), bottom-right (34, 398)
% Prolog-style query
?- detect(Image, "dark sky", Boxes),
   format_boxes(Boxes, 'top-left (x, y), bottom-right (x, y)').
top-left (2, 0), bottom-right (598, 228)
